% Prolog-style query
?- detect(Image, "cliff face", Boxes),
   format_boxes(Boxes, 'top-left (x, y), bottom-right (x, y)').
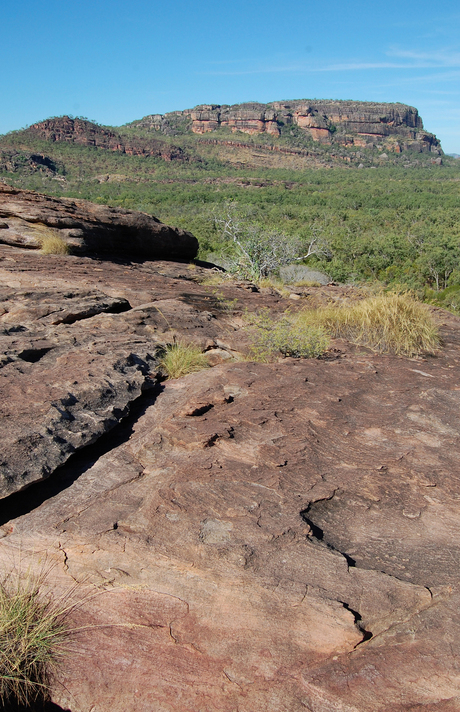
top-left (26, 116), bottom-right (186, 161)
top-left (136, 100), bottom-right (441, 153)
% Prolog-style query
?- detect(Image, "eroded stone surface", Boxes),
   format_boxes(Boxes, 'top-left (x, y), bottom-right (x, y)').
top-left (0, 245), bottom-right (286, 497)
top-left (1, 342), bottom-right (460, 710)
top-left (0, 182), bottom-right (198, 259)
top-left (0, 241), bottom-right (460, 711)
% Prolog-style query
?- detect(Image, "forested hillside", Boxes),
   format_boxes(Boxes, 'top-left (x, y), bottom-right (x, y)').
top-left (1, 112), bottom-right (459, 307)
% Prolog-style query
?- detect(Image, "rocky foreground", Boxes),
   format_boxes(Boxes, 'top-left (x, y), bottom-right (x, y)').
top-left (0, 206), bottom-right (460, 710)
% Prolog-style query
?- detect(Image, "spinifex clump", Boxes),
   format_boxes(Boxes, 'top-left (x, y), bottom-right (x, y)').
top-left (0, 568), bottom-right (69, 710)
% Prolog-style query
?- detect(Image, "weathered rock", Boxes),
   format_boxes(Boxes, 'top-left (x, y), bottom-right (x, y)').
top-left (2, 335), bottom-right (460, 710)
top-left (0, 183), bottom-right (198, 259)
top-left (134, 100), bottom-right (442, 153)
top-left (25, 116), bottom-right (187, 161)
top-left (0, 244), bottom-right (286, 497)
top-left (1, 242), bottom-right (460, 711)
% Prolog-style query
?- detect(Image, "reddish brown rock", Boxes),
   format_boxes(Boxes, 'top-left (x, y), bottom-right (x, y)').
top-left (26, 116), bottom-right (187, 161)
top-left (0, 243), bottom-right (459, 711)
top-left (135, 100), bottom-right (442, 153)
top-left (0, 182), bottom-right (198, 259)
top-left (0, 244), bottom-right (284, 498)
top-left (2, 341), bottom-right (460, 710)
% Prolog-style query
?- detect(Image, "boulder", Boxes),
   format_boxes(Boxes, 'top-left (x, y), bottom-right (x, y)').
top-left (0, 183), bottom-right (198, 259)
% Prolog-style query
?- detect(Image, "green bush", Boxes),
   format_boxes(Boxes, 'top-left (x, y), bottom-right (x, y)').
top-left (425, 284), bottom-right (460, 313)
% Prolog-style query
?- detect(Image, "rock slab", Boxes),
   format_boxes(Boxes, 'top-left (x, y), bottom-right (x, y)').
top-left (0, 182), bottom-right (198, 259)
top-left (1, 243), bottom-right (460, 711)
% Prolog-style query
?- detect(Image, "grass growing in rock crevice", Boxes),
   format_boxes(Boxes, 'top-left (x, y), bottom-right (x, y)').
top-left (297, 292), bottom-right (440, 356)
top-left (0, 568), bottom-right (70, 710)
top-left (159, 342), bottom-right (209, 379)
top-left (38, 232), bottom-right (69, 255)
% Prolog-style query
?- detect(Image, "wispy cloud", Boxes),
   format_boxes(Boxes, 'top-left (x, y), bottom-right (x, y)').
top-left (203, 60), bottom-right (456, 76)
top-left (201, 44), bottom-right (460, 77)
top-left (317, 61), bottom-right (431, 71)
top-left (388, 47), bottom-right (460, 65)
top-left (393, 68), bottom-right (460, 83)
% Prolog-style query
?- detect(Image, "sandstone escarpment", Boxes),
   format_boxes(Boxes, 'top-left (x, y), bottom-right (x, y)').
top-left (136, 100), bottom-right (442, 153)
top-left (26, 116), bottom-right (187, 161)
top-left (0, 182), bottom-right (198, 259)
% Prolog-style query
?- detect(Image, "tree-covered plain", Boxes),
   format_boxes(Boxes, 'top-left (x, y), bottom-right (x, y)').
top-left (1, 123), bottom-right (459, 303)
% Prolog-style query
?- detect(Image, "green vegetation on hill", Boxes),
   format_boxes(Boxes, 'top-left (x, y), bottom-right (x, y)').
top-left (1, 117), bottom-right (459, 300)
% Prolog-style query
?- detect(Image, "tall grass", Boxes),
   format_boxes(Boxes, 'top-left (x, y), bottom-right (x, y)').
top-left (0, 567), bottom-right (71, 709)
top-left (159, 342), bottom-right (209, 379)
top-left (246, 309), bottom-right (330, 360)
top-left (296, 292), bottom-right (440, 356)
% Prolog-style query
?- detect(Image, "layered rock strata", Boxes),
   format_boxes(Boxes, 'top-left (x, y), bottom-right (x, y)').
top-left (137, 100), bottom-right (442, 153)
top-left (25, 116), bottom-right (186, 161)
top-left (0, 183), bottom-right (198, 259)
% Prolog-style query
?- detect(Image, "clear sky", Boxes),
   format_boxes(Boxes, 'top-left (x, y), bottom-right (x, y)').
top-left (2, 0), bottom-right (459, 152)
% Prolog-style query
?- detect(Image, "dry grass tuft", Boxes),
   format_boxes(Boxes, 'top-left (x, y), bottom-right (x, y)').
top-left (38, 232), bottom-right (70, 255)
top-left (197, 272), bottom-right (230, 287)
top-left (0, 567), bottom-right (71, 709)
top-left (245, 309), bottom-right (330, 361)
top-left (159, 342), bottom-right (209, 379)
top-left (297, 292), bottom-right (440, 356)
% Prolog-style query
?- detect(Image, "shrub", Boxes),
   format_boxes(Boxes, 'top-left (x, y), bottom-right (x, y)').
top-left (214, 204), bottom-right (304, 281)
top-left (0, 567), bottom-right (70, 709)
top-left (279, 264), bottom-right (330, 285)
top-left (159, 342), bottom-right (209, 379)
top-left (38, 232), bottom-right (70, 255)
top-left (297, 292), bottom-right (440, 356)
top-left (425, 284), bottom-right (460, 313)
top-left (247, 309), bottom-right (330, 360)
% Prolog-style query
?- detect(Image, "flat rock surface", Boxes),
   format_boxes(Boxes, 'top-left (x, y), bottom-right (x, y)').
top-left (0, 242), bottom-right (460, 711)
top-left (0, 244), bottom-right (287, 497)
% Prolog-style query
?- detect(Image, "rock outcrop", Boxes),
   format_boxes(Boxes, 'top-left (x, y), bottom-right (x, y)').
top-left (0, 149), bottom-right (64, 179)
top-left (135, 100), bottom-right (442, 153)
top-left (0, 182), bottom-right (198, 259)
top-left (0, 240), bottom-right (459, 711)
top-left (25, 116), bottom-right (187, 161)
top-left (0, 244), bottom-right (279, 498)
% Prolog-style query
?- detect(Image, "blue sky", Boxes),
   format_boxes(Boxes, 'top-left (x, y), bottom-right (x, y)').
top-left (1, 0), bottom-right (460, 152)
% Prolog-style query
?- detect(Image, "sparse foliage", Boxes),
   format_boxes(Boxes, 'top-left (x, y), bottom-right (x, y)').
top-left (214, 203), bottom-right (302, 281)
top-left (246, 309), bottom-right (330, 360)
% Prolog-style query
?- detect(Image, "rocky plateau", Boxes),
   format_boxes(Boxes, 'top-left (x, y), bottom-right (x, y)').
top-left (134, 100), bottom-right (442, 153)
top-left (0, 186), bottom-right (459, 711)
